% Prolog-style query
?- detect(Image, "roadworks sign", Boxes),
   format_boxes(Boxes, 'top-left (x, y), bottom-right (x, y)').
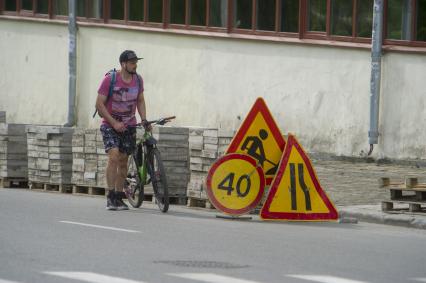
top-left (226, 97), bottom-right (286, 185)
top-left (260, 134), bottom-right (338, 221)
top-left (206, 153), bottom-right (265, 216)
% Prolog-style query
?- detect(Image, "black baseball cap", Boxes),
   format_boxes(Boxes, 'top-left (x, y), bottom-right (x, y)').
top-left (119, 50), bottom-right (143, 63)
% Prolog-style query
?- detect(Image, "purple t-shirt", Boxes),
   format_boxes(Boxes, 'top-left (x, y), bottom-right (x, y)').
top-left (97, 72), bottom-right (144, 127)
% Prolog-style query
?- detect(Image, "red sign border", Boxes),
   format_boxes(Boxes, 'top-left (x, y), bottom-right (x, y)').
top-left (260, 135), bottom-right (339, 221)
top-left (206, 153), bottom-right (266, 216)
top-left (226, 97), bottom-right (286, 185)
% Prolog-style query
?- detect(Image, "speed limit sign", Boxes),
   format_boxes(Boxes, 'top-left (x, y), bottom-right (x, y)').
top-left (206, 153), bottom-right (266, 216)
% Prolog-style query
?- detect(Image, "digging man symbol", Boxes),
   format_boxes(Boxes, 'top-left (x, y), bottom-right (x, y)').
top-left (240, 129), bottom-right (278, 176)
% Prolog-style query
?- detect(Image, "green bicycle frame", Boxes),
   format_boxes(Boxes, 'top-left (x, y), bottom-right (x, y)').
top-left (137, 131), bottom-right (153, 184)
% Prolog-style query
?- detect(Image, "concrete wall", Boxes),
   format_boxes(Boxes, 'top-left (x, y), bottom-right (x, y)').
top-left (0, 20), bottom-right (69, 125)
top-left (1, 18), bottom-right (425, 160)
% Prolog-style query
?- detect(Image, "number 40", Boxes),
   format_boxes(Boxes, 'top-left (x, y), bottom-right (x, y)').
top-left (218, 173), bottom-right (251, 197)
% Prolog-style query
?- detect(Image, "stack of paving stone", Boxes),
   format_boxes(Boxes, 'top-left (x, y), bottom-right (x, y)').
top-left (71, 128), bottom-right (107, 193)
top-left (27, 126), bottom-right (73, 191)
top-left (0, 123), bottom-right (28, 187)
top-left (150, 126), bottom-right (190, 203)
top-left (186, 128), bottom-right (235, 206)
top-left (0, 111), bottom-right (5, 123)
top-left (96, 129), bottom-right (108, 188)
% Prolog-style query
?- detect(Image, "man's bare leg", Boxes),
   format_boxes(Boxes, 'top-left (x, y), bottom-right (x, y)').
top-left (115, 153), bottom-right (129, 192)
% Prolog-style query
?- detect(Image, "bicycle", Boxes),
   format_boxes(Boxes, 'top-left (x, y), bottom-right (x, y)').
top-left (125, 116), bottom-right (176, 213)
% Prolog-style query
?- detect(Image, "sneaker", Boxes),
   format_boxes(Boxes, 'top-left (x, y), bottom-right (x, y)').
top-left (106, 190), bottom-right (117, 211)
top-left (115, 191), bottom-right (129, 211)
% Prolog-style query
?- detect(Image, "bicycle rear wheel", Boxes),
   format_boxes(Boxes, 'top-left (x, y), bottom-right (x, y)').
top-left (148, 148), bottom-right (169, 212)
top-left (125, 154), bottom-right (144, 208)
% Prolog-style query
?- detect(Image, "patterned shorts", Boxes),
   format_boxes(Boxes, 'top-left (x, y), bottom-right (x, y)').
top-left (100, 124), bottom-right (136, 155)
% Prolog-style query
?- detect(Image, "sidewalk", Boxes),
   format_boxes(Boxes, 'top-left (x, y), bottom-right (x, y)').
top-left (338, 205), bottom-right (426, 229)
top-left (311, 156), bottom-right (426, 229)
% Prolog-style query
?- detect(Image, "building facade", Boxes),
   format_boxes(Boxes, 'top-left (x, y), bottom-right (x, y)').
top-left (0, 0), bottom-right (425, 159)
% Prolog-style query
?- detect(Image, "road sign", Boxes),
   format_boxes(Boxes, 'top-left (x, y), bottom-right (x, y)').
top-left (226, 97), bottom-right (286, 185)
top-left (260, 134), bottom-right (338, 221)
top-left (206, 153), bottom-right (266, 216)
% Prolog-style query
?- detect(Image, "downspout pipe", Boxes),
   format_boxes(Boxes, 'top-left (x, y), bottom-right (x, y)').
top-left (64, 0), bottom-right (77, 127)
top-left (368, 0), bottom-right (384, 155)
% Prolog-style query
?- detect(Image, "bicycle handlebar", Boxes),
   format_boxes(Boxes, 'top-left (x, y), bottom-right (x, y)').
top-left (134, 116), bottom-right (176, 127)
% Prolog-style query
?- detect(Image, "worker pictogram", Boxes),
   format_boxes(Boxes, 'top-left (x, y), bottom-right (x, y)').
top-left (260, 135), bottom-right (338, 221)
top-left (226, 98), bottom-right (286, 185)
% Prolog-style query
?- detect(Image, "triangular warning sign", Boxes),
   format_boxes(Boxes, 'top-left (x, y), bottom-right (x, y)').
top-left (260, 134), bottom-right (338, 221)
top-left (226, 97), bottom-right (286, 185)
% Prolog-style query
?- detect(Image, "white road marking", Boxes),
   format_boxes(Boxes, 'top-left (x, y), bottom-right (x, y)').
top-left (44, 272), bottom-right (146, 283)
top-left (59, 221), bottom-right (140, 233)
top-left (168, 273), bottom-right (261, 283)
top-left (0, 279), bottom-right (22, 283)
top-left (286, 275), bottom-right (369, 283)
top-left (412, 279), bottom-right (426, 282)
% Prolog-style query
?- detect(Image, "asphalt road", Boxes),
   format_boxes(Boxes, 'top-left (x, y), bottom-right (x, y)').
top-left (0, 188), bottom-right (425, 283)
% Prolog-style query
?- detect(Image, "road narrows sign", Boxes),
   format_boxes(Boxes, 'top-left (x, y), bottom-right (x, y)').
top-left (260, 134), bottom-right (338, 221)
top-left (226, 97), bottom-right (286, 185)
top-left (206, 153), bottom-right (266, 216)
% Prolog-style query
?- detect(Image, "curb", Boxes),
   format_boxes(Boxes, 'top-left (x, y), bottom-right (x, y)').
top-left (338, 207), bottom-right (426, 230)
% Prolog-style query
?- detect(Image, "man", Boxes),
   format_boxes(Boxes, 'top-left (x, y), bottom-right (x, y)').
top-left (96, 50), bottom-right (148, 210)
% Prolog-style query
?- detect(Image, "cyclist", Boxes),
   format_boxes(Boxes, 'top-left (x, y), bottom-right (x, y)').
top-left (95, 50), bottom-right (150, 211)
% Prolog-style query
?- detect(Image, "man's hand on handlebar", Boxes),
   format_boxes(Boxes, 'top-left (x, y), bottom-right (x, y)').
top-left (141, 119), bottom-right (152, 131)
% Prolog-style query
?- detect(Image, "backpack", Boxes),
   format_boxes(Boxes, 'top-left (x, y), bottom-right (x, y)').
top-left (93, 69), bottom-right (142, 118)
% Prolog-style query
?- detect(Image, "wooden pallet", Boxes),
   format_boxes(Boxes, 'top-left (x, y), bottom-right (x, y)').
top-left (72, 185), bottom-right (106, 196)
top-left (380, 177), bottom-right (426, 201)
top-left (0, 177), bottom-right (28, 188)
top-left (29, 181), bottom-right (72, 193)
top-left (187, 197), bottom-right (215, 209)
top-left (382, 200), bottom-right (426, 213)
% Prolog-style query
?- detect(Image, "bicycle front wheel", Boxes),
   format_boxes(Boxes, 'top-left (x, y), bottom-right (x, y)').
top-left (125, 154), bottom-right (144, 208)
top-left (148, 148), bottom-right (169, 212)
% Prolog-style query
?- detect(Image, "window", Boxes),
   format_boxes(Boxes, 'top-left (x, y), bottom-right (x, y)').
top-left (55, 0), bottom-right (68, 16)
top-left (357, 0), bottom-right (373, 37)
top-left (209, 0), bottom-right (227, 27)
top-left (129, 0), bottom-right (144, 21)
top-left (387, 0), bottom-right (414, 40)
top-left (37, 0), bottom-right (49, 14)
top-left (89, 0), bottom-right (103, 19)
top-left (234, 0), bottom-right (252, 29)
top-left (331, 0), bottom-right (353, 36)
top-left (1, 0), bottom-right (426, 48)
top-left (5, 0), bottom-right (17, 11)
top-left (190, 0), bottom-right (206, 26)
top-left (21, 0), bottom-right (33, 11)
top-left (417, 0), bottom-right (426, 41)
top-left (308, 0), bottom-right (327, 32)
top-left (281, 0), bottom-right (299, 33)
top-left (170, 0), bottom-right (185, 24)
top-left (148, 0), bottom-right (163, 23)
top-left (257, 0), bottom-right (275, 31)
top-left (111, 0), bottom-right (124, 20)
top-left (76, 0), bottom-right (86, 17)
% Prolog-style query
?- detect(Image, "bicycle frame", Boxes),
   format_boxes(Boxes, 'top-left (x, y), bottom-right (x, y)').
top-left (125, 116), bottom-right (175, 211)
top-left (134, 130), bottom-right (155, 185)
top-left (132, 116), bottom-right (176, 185)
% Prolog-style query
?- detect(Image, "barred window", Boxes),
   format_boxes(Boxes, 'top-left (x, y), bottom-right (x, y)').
top-left (1, 0), bottom-right (425, 48)
top-left (170, 0), bottom-right (185, 25)
top-left (210, 0), bottom-right (227, 27)
top-left (308, 0), bottom-right (327, 32)
top-left (129, 0), bottom-right (144, 22)
top-left (281, 0), bottom-right (299, 33)
top-left (331, 0), bottom-right (353, 36)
